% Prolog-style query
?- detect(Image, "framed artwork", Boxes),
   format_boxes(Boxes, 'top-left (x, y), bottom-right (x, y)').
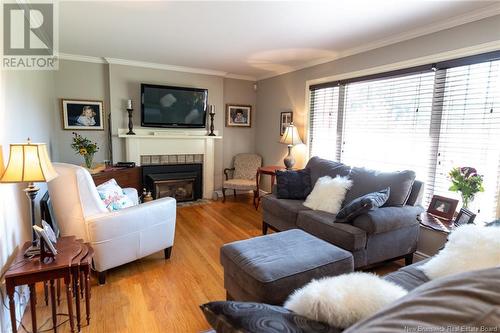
top-left (453, 208), bottom-right (476, 226)
top-left (226, 104), bottom-right (251, 127)
top-left (61, 99), bottom-right (104, 130)
top-left (280, 111), bottom-right (293, 136)
top-left (427, 195), bottom-right (459, 220)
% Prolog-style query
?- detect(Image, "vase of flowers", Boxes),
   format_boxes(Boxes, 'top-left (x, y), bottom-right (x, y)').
top-left (448, 167), bottom-right (484, 208)
top-left (71, 132), bottom-right (99, 169)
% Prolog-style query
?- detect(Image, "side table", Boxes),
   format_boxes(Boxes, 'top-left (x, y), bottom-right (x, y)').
top-left (417, 213), bottom-right (454, 258)
top-left (254, 165), bottom-right (286, 209)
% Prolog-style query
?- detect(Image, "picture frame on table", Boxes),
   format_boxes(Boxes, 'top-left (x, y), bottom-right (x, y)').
top-left (280, 111), bottom-right (293, 136)
top-left (453, 208), bottom-right (476, 226)
top-left (427, 195), bottom-right (459, 220)
top-left (61, 99), bottom-right (104, 130)
top-left (226, 104), bottom-right (252, 127)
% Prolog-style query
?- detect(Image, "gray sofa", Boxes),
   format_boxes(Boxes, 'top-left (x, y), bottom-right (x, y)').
top-left (262, 157), bottom-right (425, 268)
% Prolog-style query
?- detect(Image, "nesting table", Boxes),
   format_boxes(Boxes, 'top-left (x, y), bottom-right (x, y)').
top-left (5, 236), bottom-right (94, 333)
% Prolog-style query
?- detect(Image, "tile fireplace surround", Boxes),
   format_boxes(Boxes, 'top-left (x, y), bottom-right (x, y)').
top-left (118, 128), bottom-right (222, 198)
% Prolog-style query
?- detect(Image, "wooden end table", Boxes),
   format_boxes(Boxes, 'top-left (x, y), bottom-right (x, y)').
top-left (254, 165), bottom-right (286, 209)
top-left (417, 213), bottom-right (455, 258)
top-left (5, 236), bottom-right (93, 333)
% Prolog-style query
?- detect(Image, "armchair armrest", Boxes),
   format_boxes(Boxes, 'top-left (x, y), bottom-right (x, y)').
top-left (224, 168), bottom-right (235, 180)
top-left (85, 197), bottom-right (176, 243)
top-left (352, 205), bottom-right (424, 234)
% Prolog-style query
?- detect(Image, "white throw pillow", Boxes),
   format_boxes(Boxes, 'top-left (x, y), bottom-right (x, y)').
top-left (284, 272), bottom-right (407, 328)
top-left (303, 175), bottom-right (352, 214)
top-left (96, 178), bottom-right (134, 211)
top-left (420, 224), bottom-right (500, 280)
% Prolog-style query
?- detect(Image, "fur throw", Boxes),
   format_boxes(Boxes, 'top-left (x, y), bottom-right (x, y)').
top-left (420, 224), bottom-right (500, 280)
top-left (284, 272), bottom-right (407, 328)
top-left (303, 175), bottom-right (352, 214)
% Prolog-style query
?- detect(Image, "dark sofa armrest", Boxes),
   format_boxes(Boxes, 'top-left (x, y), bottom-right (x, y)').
top-left (352, 205), bottom-right (424, 234)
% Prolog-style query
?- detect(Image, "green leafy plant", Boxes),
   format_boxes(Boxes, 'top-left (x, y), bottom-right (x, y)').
top-left (448, 167), bottom-right (484, 208)
top-left (71, 132), bottom-right (99, 169)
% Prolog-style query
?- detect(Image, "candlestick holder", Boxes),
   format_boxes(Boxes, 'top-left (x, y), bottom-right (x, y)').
top-left (208, 112), bottom-right (216, 136)
top-left (126, 108), bottom-right (136, 135)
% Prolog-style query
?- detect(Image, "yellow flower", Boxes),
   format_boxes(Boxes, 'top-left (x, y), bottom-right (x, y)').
top-left (79, 148), bottom-right (88, 155)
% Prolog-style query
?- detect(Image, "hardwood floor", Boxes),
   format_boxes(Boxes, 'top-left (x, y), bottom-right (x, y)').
top-left (20, 195), bottom-right (402, 333)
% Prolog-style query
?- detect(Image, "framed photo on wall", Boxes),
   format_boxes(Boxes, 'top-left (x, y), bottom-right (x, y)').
top-left (280, 111), bottom-right (293, 136)
top-left (226, 104), bottom-right (251, 127)
top-left (61, 99), bottom-right (104, 130)
top-left (427, 195), bottom-right (459, 220)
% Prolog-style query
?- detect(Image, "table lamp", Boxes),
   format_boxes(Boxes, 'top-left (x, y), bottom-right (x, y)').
top-left (0, 139), bottom-right (58, 248)
top-left (280, 123), bottom-right (303, 169)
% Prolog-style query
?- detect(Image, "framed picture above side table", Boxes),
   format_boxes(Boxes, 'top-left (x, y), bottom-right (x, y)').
top-left (62, 99), bottom-right (104, 130)
top-left (280, 111), bottom-right (293, 136)
top-left (226, 104), bottom-right (252, 127)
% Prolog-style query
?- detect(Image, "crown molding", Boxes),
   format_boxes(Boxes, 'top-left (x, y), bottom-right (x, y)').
top-left (58, 53), bottom-right (256, 81)
top-left (257, 3), bottom-right (500, 80)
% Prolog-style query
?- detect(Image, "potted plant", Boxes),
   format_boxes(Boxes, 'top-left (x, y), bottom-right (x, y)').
top-left (71, 132), bottom-right (99, 169)
top-left (448, 167), bottom-right (484, 208)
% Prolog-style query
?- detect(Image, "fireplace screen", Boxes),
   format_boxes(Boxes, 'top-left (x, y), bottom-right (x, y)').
top-left (154, 178), bottom-right (195, 202)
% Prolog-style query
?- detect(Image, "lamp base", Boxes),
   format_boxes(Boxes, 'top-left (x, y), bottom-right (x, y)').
top-left (24, 183), bottom-right (39, 246)
top-left (283, 145), bottom-right (295, 170)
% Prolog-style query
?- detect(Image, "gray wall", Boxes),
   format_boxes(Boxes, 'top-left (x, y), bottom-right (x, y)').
top-left (52, 61), bottom-right (257, 190)
top-left (0, 70), bottom-right (56, 332)
top-left (255, 14), bottom-right (500, 191)
top-left (54, 60), bottom-right (110, 164)
top-left (222, 78), bottom-right (257, 169)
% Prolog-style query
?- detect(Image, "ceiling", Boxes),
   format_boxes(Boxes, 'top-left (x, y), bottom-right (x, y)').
top-left (59, 1), bottom-right (500, 80)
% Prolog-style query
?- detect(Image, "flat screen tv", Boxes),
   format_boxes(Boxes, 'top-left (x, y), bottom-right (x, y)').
top-left (141, 84), bottom-right (208, 128)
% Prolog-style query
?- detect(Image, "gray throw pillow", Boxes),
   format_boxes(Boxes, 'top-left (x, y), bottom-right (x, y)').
top-left (276, 169), bottom-right (312, 200)
top-left (336, 188), bottom-right (390, 223)
top-left (200, 301), bottom-right (341, 333)
top-left (344, 168), bottom-right (415, 207)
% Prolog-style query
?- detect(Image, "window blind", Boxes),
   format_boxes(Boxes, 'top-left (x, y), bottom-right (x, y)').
top-left (432, 60), bottom-right (500, 220)
top-left (309, 86), bottom-right (340, 160)
top-left (308, 53), bottom-right (500, 221)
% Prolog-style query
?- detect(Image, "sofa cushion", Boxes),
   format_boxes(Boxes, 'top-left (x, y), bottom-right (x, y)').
top-left (297, 210), bottom-right (367, 251)
top-left (336, 188), bottom-right (390, 223)
top-left (344, 168), bottom-right (416, 207)
top-left (220, 230), bottom-right (354, 305)
top-left (262, 193), bottom-right (310, 226)
top-left (201, 301), bottom-right (341, 333)
top-left (306, 156), bottom-right (351, 187)
top-left (344, 267), bottom-right (500, 333)
top-left (352, 205), bottom-right (424, 234)
top-left (276, 169), bottom-right (312, 199)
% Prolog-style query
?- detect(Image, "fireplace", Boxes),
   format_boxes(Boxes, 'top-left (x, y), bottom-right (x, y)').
top-left (143, 164), bottom-right (203, 202)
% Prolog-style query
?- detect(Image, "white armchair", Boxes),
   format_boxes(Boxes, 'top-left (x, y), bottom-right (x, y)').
top-left (47, 163), bottom-right (176, 284)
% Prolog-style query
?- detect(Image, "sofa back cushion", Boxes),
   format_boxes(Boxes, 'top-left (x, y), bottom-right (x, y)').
top-left (344, 168), bottom-right (416, 207)
top-left (306, 156), bottom-right (351, 186)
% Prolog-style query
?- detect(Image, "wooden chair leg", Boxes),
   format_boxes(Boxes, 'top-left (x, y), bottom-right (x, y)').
top-left (222, 188), bottom-right (226, 202)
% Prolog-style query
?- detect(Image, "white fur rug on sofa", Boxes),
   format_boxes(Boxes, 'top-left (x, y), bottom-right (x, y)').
top-left (284, 272), bottom-right (407, 328)
top-left (420, 224), bottom-right (500, 280)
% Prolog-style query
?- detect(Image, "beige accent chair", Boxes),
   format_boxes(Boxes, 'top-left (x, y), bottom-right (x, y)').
top-left (223, 153), bottom-right (262, 204)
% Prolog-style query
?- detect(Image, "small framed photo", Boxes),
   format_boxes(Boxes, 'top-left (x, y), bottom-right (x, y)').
top-left (62, 99), bottom-right (104, 130)
top-left (280, 111), bottom-right (293, 136)
top-left (428, 195), bottom-right (459, 220)
top-left (454, 208), bottom-right (476, 227)
top-left (226, 104), bottom-right (251, 127)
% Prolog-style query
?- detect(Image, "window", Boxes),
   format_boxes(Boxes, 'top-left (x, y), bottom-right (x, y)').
top-left (309, 54), bottom-right (500, 221)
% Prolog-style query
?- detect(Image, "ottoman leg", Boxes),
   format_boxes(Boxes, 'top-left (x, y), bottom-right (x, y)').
top-left (262, 221), bottom-right (268, 235)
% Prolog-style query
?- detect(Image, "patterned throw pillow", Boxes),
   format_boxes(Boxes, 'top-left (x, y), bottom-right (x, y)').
top-left (276, 169), bottom-right (312, 199)
top-left (336, 188), bottom-right (390, 223)
top-left (200, 301), bottom-right (340, 333)
top-left (96, 179), bottom-right (134, 211)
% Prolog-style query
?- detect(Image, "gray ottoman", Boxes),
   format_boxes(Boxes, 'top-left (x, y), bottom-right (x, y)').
top-left (220, 229), bottom-right (354, 305)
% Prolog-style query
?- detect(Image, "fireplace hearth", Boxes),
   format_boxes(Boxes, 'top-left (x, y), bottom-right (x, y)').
top-left (143, 164), bottom-right (203, 202)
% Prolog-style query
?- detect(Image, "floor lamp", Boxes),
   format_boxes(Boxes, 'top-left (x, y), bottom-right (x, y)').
top-left (0, 139), bottom-right (58, 249)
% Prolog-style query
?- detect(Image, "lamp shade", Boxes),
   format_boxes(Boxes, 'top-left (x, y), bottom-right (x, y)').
top-left (280, 123), bottom-right (303, 146)
top-left (0, 141), bottom-right (58, 183)
top-left (0, 145), bottom-right (4, 177)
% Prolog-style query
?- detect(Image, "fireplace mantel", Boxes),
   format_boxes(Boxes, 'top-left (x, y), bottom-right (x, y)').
top-left (118, 128), bottom-right (222, 198)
